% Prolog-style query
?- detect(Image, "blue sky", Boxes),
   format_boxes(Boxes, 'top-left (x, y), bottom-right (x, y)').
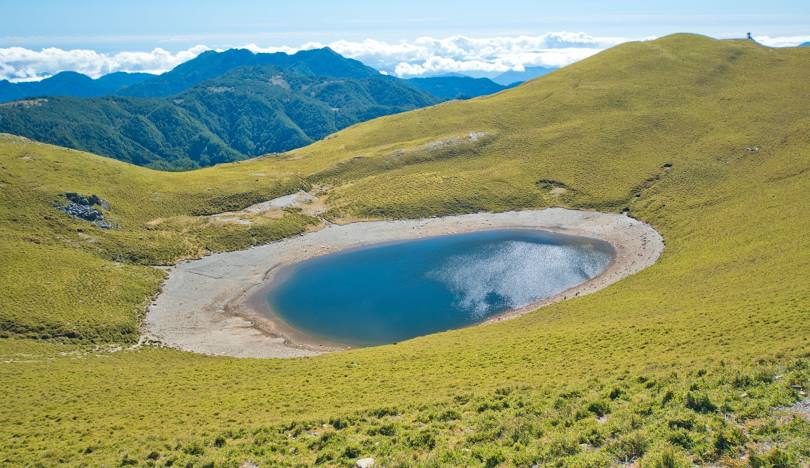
top-left (2, 0), bottom-right (808, 50)
top-left (0, 0), bottom-right (808, 81)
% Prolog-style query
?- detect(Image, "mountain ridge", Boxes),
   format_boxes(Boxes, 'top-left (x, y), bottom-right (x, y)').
top-left (117, 47), bottom-right (380, 97)
top-left (492, 65), bottom-right (557, 85)
top-left (0, 63), bottom-right (437, 168)
top-left (0, 71), bottom-right (154, 103)
top-left (0, 48), bottom-right (512, 168)
top-left (405, 75), bottom-right (508, 99)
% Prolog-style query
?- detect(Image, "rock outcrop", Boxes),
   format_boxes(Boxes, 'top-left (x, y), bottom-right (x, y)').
top-left (59, 192), bottom-right (113, 229)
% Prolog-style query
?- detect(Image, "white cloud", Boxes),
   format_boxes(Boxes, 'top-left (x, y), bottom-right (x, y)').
top-left (0, 32), bottom-right (625, 81)
top-left (753, 35), bottom-right (810, 47)
top-left (323, 33), bottom-right (627, 76)
top-left (1, 32), bottom-right (807, 82)
top-left (391, 47), bottom-right (603, 76)
top-left (0, 45), bottom-right (209, 81)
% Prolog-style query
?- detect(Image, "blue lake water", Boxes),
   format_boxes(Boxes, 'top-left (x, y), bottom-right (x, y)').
top-left (265, 229), bottom-right (613, 347)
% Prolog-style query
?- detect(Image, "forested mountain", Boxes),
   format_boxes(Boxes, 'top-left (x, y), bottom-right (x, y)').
top-left (0, 53), bottom-right (437, 169)
top-left (117, 47), bottom-right (379, 97)
top-left (0, 48), bottom-right (525, 169)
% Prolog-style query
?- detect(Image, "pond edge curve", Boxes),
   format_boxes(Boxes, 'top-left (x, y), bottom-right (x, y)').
top-left (143, 209), bottom-right (664, 359)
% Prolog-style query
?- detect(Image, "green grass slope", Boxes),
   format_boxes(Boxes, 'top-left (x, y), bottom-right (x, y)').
top-left (1, 34), bottom-right (809, 465)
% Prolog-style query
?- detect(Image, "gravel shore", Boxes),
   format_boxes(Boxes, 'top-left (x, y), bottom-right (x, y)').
top-left (143, 209), bottom-right (664, 358)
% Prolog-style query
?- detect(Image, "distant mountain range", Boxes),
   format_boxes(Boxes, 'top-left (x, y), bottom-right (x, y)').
top-left (800, 41), bottom-right (810, 47)
top-left (0, 71), bottom-right (153, 103)
top-left (119, 48), bottom-right (381, 98)
top-left (0, 58), bottom-right (438, 168)
top-left (492, 66), bottom-right (557, 85)
top-left (0, 48), bottom-right (524, 169)
top-left (405, 76), bottom-right (508, 99)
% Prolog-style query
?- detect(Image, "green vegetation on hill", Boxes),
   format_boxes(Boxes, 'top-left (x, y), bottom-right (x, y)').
top-left (1, 34), bottom-right (809, 465)
top-left (178, 66), bottom-right (437, 155)
top-left (0, 49), bottom-right (518, 170)
top-left (118, 47), bottom-right (382, 97)
top-left (0, 96), bottom-right (242, 169)
top-left (0, 65), bottom-right (436, 169)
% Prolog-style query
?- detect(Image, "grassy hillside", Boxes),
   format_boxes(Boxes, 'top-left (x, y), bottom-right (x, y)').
top-left (1, 34), bottom-right (809, 466)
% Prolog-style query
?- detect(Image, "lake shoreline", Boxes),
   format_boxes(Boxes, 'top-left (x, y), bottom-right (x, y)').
top-left (143, 209), bottom-right (665, 358)
top-left (251, 229), bottom-right (615, 350)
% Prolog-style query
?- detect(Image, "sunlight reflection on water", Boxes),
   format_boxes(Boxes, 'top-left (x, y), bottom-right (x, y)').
top-left (428, 240), bottom-right (611, 318)
top-left (266, 230), bottom-right (613, 346)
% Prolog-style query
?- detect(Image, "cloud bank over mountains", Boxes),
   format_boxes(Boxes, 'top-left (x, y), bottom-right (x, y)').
top-left (2, 32), bottom-right (808, 82)
top-left (0, 45), bottom-right (210, 82)
top-left (300, 32), bottom-right (625, 76)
